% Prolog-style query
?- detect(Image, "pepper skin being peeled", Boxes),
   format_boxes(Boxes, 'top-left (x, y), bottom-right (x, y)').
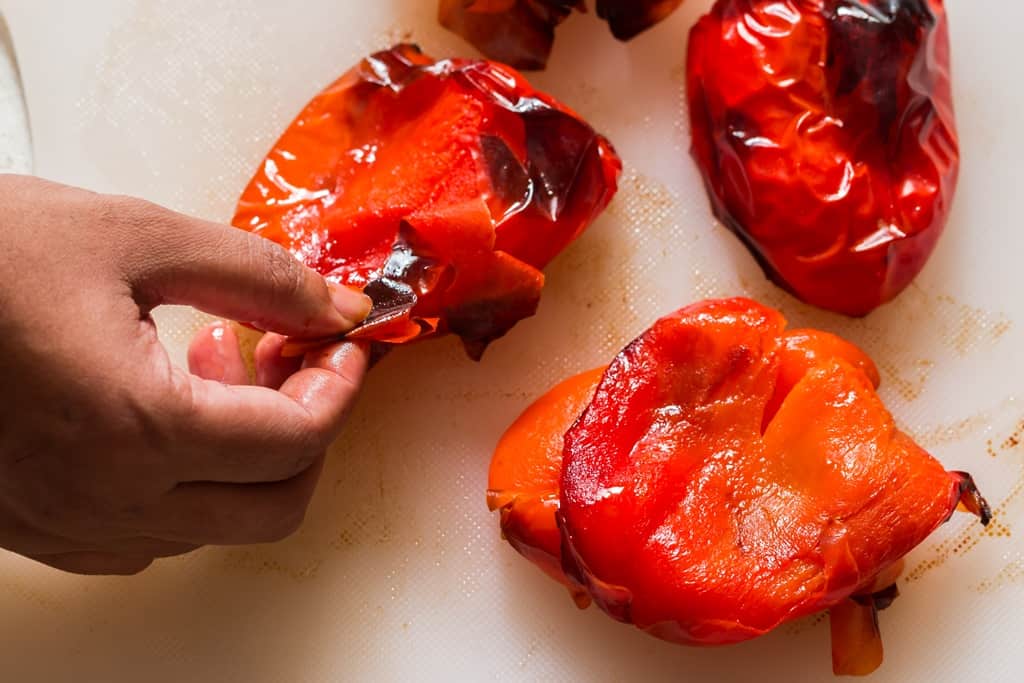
top-left (233, 44), bottom-right (620, 359)
top-left (687, 1), bottom-right (960, 316)
top-left (488, 298), bottom-right (989, 675)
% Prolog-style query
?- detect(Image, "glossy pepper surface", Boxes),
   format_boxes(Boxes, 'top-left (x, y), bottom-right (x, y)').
top-left (489, 298), bottom-right (989, 675)
top-left (439, 0), bottom-right (684, 70)
top-left (687, 1), bottom-right (959, 316)
top-left (233, 44), bottom-right (621, 358)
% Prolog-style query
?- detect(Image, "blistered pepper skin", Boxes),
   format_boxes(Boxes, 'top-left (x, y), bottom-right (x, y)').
top-left (687, 1), bottom-right (959, 316)
top-left (234, 44), bottom-right (620, 358)
top-left (440, 1), bottom-right (684, 70)
top-left (489, 298), bottom-right (988, 673)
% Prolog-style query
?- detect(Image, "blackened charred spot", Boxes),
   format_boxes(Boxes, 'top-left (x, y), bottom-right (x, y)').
top-left (952, 471), bottom-right (993, 526)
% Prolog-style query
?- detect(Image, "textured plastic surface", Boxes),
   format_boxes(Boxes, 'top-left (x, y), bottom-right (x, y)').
top-left (0, 1), bottom-right (1022, 681)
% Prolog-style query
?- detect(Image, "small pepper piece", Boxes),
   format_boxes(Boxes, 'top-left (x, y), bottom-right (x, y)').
top-left (687, 1), bottom-right (959, 316)
top-left (438, 0), bottom-right (582, 71)
top-left (233, 44), bottom-right (620, 359)
top-left (488, 298), bottom-right (989, 674)
top-left (595, 0), bottom-right (685, 41)
top-left (439, 1), bottom-right (684, 70)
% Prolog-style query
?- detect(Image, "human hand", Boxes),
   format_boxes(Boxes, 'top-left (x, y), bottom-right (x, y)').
top-left (0, 175), bottom-right (372, 574)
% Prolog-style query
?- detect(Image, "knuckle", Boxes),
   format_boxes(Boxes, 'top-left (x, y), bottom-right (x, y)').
top-left (253, 239), bottom-right (305, 302)
top-left (97, 193), bottom-right (165, 234)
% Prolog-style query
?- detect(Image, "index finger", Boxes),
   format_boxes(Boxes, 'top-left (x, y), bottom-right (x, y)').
top-left (108, 195), bottom-right (371, 337)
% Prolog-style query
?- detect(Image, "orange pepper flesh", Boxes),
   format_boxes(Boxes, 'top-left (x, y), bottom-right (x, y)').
top-left (489, 367), bottom-right (605, 603)
top-left (488, 298), bottom-right (989, 674)
top-left (686, 1), bottom-right (959, 316)
top-left (233, 44), bottom-right (620, 358)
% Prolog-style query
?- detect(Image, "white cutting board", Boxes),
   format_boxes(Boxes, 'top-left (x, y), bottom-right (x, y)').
top-left (1, 1), bottom-right (1022, 681)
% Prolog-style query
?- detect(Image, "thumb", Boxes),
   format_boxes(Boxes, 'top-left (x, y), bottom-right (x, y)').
top-left (117, 198), bottom-right (371, 337)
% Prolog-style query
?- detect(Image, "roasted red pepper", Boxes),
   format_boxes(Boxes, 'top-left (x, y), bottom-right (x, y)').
top-left (439, 1), bottom-right (685, 70)
top-left (687, 1), bottom-right (959, 316)
top-left (233, 44), bottom-right (620, 358)
top-left (489, 298), bottom-right (989, 675)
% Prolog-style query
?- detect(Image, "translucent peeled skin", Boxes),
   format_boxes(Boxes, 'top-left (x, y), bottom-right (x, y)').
top-left (488, 298), bottom-right (989, 673)
top-left (439, 1), bottom-right (685, 70)
top-left (687, 1), bottom-right (959, 316)
top-left (233, 44), bottom-right (621, 359)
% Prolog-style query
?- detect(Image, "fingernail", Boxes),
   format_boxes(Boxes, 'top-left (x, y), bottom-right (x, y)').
top-left (328, 282), bottom-right (373, 328)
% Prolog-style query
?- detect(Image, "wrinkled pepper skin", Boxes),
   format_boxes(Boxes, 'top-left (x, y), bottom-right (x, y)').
top-left (687, 1), bottom-right (959, 316)
top-left (233, 44), bottom-right (620, 358)
top-left (489, 298), bottom-right (989, 674)
top-left (439, 1), bottom-right (684, 70)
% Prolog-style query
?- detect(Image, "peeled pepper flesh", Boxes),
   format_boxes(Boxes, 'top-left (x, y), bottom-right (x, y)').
top-left (233, 44), bottom-right (620, 358)
top-left (489, 298), bottom-right (989, 675)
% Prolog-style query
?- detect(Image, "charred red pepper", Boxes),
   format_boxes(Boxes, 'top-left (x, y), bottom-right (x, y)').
top-left (233, 44), bottom-right (620, 358)
top-left (489, 298), bottom-right (989, 675)
top-left (687, 1), bottom-right (959, 316)
top-left (439, 1), bottom-right (685, 70)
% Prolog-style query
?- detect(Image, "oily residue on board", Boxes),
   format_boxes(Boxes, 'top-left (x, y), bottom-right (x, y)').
top-left (911, 411), bottom-right (993, 449)
top-left (875, 358), bottom-right (935, 403)
top-left (906, 416), bottom-right (1023, 583)
top-left (935, 294), bottom-right (1013, 356)
top-left (974, 559), bottom-right (1024, 593)
top-left (782, 611), bottom-right (827, 636)
top-left (542, 167), bottom-right (675, 355)
top-left (220, 549), bottom-right (323, 582)
top-left (0, 575), bottom-right (62, 611)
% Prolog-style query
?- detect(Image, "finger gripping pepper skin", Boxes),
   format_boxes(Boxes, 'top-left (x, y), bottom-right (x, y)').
top-left (439, 1), bottom-right (685, 70)
top-left (687, 1), bottom-right (959, 316)
top-left (233, 44), bottom-right (621, 359)
top-left (488, 298), bottom-right (989, 675)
